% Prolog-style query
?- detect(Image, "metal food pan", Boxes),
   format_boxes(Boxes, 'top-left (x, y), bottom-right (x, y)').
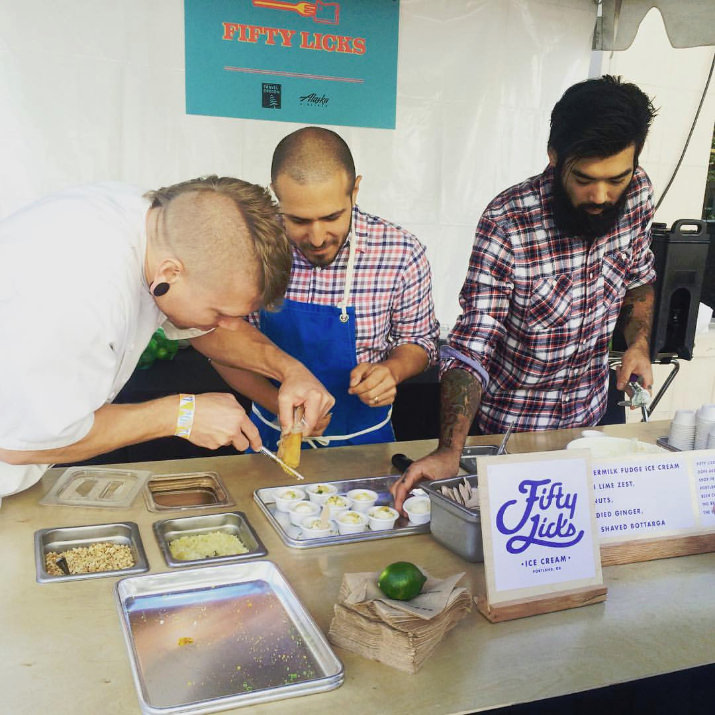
top-left (115, 560), bottom-right (343, 714)
top-left (153, 511), bottom-right (267, 568)
top-left (656, 436), bottom-right (682, 452)
top-left (144, 472), bottom-right (234, 512)
top-left (254, 475), bottom-right (429, 549)
top-left (459, 444), bottom-right (500, 474)
top-left (423, 476), bottom-right (483, 563)
top-left (35, 521), bottom-right (149, 583)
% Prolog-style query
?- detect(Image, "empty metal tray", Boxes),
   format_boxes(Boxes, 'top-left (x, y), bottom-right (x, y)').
top-left (35, 521), bottom-right (149, 583)
top-left (153, 511), bottom-right (267, 568)
top-left (144, 472), bottom-right (234, 512)
top-left (656, 436), bottom-right (682, 452)
top-left (115, 560), bottom-right (344, 713)
top-left (459, 444), bottom-right (500, 474)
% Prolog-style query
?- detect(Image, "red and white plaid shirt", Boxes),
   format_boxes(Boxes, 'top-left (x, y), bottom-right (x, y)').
top-left (442, 165), bottom-right (656, 434)
top-left (250, 205), bottom-right (439, 365)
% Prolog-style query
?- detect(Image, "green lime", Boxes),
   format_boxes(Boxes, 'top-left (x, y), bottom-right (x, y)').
top-left (377, 561), bottom-right (426, 601)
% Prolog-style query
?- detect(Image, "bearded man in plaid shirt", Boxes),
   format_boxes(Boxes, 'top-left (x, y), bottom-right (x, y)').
top-left (394, 76), bottom-right (658, 510)
top-left (214, 127), bottom-right (439, 452)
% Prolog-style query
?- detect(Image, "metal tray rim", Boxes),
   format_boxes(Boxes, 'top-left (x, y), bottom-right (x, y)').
top-left (423, 476), bottom-right (481, 521)
top-left (152, 510), bottom-right (267, 568)
top-left (34, 520), bottom-right (150, 583)
top-left (114, 560), bottom-right (344, 714)
top-left (656, 436), bottom-right (683, 452)
top-left (254, 476), bottom-right (430, 549)
top-left (143, 471), bottom-right (235, 513)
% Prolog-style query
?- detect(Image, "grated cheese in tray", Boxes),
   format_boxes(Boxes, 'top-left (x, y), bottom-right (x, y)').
top-left (168, 531), bottom-right (248, 560)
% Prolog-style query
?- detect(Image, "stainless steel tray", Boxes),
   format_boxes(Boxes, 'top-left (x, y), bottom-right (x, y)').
top-left (657, 436), bottom-right (682, 452)
top-left (144, 472), bottom-right (234, 512)
top-left (153, 511), bottom-right (267, 568)
top-left (254, 475), bottom-right (430, 549)
top-left (35, 521), bottom-right (149, 583)
top-left (459, 444), bottom-right (500, 474)
top-left (423, 476), bottom-right (483, 563)
top-left (115, 561), bottom-right (343, 714)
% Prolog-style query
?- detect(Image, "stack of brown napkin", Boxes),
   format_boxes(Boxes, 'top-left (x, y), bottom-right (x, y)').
top-left (327, 569), bottom-right (472, 673)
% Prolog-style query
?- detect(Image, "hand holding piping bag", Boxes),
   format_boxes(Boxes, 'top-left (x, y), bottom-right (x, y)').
top-left (278, 405), bottom-right (304, 470)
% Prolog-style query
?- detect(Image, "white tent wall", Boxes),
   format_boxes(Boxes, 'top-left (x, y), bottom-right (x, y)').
top-left (0, 1), bottom-right (712, 333)
top-left (594, 8), bottom-right (715, 228)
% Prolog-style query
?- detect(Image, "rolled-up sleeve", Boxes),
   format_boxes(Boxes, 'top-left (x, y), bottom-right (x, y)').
top-left (441, 215), bottom-right (514, 384)
top-left (624, 171), bottom-right (656, 290)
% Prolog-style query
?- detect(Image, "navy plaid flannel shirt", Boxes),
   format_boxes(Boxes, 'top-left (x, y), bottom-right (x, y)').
top-left (442, 165), bottom-right (656, 434)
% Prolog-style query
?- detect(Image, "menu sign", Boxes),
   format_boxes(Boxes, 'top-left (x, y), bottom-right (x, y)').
top-left (694, 453), bottom-right (715, 527)
top-left (593, 450), bottom-right (715, 542)
top-left (478, 450), bottom-right (604, 607)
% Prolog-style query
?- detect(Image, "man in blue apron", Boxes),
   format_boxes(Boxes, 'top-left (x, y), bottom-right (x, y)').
top-left (213, 127), bottom-right (439, 452)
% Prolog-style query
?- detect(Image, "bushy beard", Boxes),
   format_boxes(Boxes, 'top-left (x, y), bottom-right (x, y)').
top-left (551, 171), bottom-right (629, 243)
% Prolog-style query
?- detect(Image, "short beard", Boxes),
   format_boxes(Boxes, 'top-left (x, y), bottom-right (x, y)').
top-left (551, 169), bottom-right (629, 243)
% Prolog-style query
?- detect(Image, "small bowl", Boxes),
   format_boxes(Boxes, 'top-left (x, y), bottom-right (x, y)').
top-left (305, 482), bottom-right (339, 505)
top-left (367, 505), bottom-right (399, 531)
top-left (301, 515), bottom-right (334, 538)
top-left (322, 494), bottom-right (349, 519)
top-left (346, 488), bottom-right (379, 512)
top-left (288, 500), bottom-right (320, 526)
top-left (335, 510), bottom-right (368, 535)
top-left (403, 496), bottom-right (431, 525)
top-left (274, 487), bottom-right (306, 512)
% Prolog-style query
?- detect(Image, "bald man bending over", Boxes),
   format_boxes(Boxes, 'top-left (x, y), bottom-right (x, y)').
top-left (213, 127), bottom-right (439, 451)
top-left (0, 176), bottom-right (334, 500)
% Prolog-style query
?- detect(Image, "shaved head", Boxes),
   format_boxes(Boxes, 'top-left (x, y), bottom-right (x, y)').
top-left (271, 126), bottom-right (356, 191)
top-left (162, 190), bottom-right (259, 288)
top-left (145, 175), bottom-right (291, 310)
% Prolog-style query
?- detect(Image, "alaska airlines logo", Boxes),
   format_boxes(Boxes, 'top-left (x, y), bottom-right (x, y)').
top-left (299, 92), bottom-right (329, 106)
top-left (495, 479), bottom-right (584, 554)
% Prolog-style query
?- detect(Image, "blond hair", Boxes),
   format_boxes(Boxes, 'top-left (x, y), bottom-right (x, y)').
top-left (145, 176), bottom-right (291, 310)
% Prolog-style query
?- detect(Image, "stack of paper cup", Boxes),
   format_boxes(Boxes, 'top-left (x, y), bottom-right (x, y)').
top-left (669, 409), bottom-right (696, 450)
top-left (707, 427), bottom-right (715, 449)
top-left (695, 405), bottom-right (715, 449)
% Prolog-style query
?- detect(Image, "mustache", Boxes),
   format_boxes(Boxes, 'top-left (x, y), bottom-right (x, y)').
top-left (579, 202), bottom-right (616, 211)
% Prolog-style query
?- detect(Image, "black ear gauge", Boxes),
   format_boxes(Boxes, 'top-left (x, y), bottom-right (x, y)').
top-left (152, 282), bottom-right (170, 297)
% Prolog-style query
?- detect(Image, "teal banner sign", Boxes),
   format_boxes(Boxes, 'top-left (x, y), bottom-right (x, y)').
top-left (185, 0), bottom-right (399, 129)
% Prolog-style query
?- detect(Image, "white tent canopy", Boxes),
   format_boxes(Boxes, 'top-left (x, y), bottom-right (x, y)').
top-left (595, 0), bottom-right (715, 50)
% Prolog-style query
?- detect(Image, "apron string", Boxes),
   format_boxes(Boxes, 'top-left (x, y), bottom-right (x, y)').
top-left (252, 403), bottom-right (393, 448)
top-left (337, 230), bottom-right (357, 323)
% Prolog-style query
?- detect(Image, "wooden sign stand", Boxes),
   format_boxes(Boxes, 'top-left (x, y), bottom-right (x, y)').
top-left (476, 584), bottom-right (608, 623)
top-left (600, 531), bottom-right (715, 566)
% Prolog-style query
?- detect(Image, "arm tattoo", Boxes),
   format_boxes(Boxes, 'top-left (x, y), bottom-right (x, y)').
top-left (439, 368), bottom-right (483, 449)
top-left (618, 284), bottom-right (654, 347)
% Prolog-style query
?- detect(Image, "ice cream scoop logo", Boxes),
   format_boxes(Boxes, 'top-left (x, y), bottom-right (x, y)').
top-left (495, 479), bottom-right (584, 554)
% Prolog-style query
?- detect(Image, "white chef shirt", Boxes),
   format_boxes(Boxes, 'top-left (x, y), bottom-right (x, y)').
top-left (0, 183), bottom-right (196, 497)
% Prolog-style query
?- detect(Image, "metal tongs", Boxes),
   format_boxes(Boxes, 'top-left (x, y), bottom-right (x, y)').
top-left (617, 375), bottom-right (651, 422)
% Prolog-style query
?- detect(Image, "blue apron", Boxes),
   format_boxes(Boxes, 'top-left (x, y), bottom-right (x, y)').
top-left (251, 236), bottom-right (394, 452)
